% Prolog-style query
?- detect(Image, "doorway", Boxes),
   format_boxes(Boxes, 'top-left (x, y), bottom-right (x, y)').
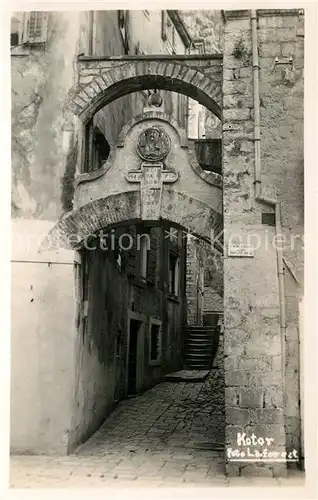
top-left (127, 319), bottom-right (141, 396)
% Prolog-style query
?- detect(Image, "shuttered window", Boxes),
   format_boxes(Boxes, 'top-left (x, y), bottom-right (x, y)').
top-left (146, 229), bottom-right (157, 285)
top-left (126, 225), bottom-right (137, 278)
top-left (23, 12), bottom-right (48, 44)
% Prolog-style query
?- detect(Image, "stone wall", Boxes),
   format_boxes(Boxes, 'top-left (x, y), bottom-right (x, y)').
top-left (257, 9), bottom-right (304, 463)
top-left (222, 9), bottom-right (303, 477)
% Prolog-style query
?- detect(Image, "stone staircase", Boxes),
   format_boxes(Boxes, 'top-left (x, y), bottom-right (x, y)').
top-left (183, 325), bottom-right (219, 370)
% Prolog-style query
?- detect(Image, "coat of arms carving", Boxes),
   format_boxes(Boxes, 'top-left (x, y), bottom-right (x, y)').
top-left (136, 127), bottom-right (171, 162)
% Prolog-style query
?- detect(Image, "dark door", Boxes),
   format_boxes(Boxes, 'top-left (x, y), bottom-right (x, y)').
top-left (128, 319), bottom-right (139, 395)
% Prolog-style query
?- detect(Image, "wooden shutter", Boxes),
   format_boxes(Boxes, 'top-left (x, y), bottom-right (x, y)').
top-left (118, 10), bottom-right (130, 54)
top-left (126, 225), bottom-right (136, 278)
top-left (147, 229), bottom-right (157, 285)
top-left (161, 11), bottom-right (167, 41)
top-left (26, 12), bottom-right (48, 44)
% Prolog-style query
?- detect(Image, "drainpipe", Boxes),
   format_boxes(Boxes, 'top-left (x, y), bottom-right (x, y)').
top-left (88, 11), bottom-right (94, 56)
top-left (251, 11), bottom-right (286, 396)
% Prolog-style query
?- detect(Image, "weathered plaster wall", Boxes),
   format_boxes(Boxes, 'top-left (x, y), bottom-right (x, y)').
top-left (10, 220), bottom-right (77, 454)
top-left (222, 9), bottom-right (304, 477)
top-left (68, 245), bottom-right (128, 449)
top-left (130, 11), bottom-right (187, 56)
top-left (11, 11), bottom-right (146, 218)
top-left (11, 12), bottom-right (84, 220)
top-left (92, 10), bottom-right (145, 147)
top-left (129, 10), bottom-right (189, 129)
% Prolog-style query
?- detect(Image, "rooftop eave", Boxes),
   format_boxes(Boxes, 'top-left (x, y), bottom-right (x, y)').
top-left (167, 10), bottom-right (192, 49)
top-left (222, 8), bottom-right (302, 21)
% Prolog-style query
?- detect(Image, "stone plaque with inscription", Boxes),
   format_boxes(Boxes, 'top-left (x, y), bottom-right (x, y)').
top-left (126, 162), bottom-right (178, 220)
top-left (228, 243), bottom-right (255, 257)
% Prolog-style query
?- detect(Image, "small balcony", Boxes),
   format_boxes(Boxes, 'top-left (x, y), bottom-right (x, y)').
top-left (192, 139), bottom-right (222, 175)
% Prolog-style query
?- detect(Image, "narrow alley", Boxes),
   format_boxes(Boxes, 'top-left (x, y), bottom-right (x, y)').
top-left (11, 371), bottom-right (227, 487)
top-left (10, 371), bottom-right (304, 488)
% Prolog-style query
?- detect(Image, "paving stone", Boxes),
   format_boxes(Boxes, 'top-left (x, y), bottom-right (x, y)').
top-left (9, 374), bottom-right (305, 488)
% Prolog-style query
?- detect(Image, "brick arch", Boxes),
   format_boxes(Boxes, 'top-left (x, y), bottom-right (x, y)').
top-left (40, 190), bottom-right (221, 251)
top-left (67, 61), bottom-right (222, 122)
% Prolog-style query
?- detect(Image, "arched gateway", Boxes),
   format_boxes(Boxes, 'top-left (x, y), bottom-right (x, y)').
top-left (11, 10), bottom-right (304, 480)
top-left (68, 56), bottom-right (223, 122)
top-left (42, 111), bottom-right (222, 250)
top-left (41, 57), bottom-right (225, 456)
top-left (44, 56), bottom-right (223, 251)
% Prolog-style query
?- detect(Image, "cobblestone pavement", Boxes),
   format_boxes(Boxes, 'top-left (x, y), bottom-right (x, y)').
top-left (10, 372), bottom-right (304, 488)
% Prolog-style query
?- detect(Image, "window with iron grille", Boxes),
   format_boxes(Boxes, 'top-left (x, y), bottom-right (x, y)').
top-left (24, 12), bottom-right (48, 44)
top-left (29, 12), bottom-right (43, 38)
top-left (11, 12), bottom-right (48, 48)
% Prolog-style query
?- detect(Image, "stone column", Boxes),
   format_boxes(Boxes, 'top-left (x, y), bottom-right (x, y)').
top-left (223, 10), bottom-right (287, 477)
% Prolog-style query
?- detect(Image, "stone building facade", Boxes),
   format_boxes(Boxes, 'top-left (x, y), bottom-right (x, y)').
top-left (10, 8), bottom-right (304, 478)
top-left (11, 9), bottom-right (197, 455)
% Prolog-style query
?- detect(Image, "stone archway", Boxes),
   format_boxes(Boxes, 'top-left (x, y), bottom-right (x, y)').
top-left (41, 189), bottom-right (221, 251)
top-left (67, 56), bottom-right (223, 122)
top-left (42, 56), bottom-right (225, 459)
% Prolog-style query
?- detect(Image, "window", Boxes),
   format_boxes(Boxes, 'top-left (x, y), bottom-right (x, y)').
top-left (118, 10), bottom-right (129, 54)
top-left (11, 17), bottom-right (20, 46)
top-left (139, 236), bottom-right (148, 282)
top-left (26, 12), bottom-right (48, 45)
top-left (161, 12), bottom-right (176, 54)
top-left (168, 253), bottom-right (180, 296)
top-left (92, 127), bottom-right (110, 171)
top-left (85, 124), bottom-right (110, 173)
top-left (161, 11), bottom-right (167, 41)
top-left (177, 93), bottom-right (186, 129)
top-left (191, 38), bottom-right (206, 55)
top-left (115, 246), bottom-right (122, 270)
top-left (11, 12), bottom-right (49, 48)
top-left (149, 319), bottom-right (162, 364)
top-left (167, 226), bottom-right (182, 247)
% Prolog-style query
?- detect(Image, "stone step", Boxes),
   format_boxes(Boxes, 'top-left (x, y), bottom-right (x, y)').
top-left (185, 347), bottom-right (214, 352)
top-left (185, 334), bottom-right (215, 340)
top-left (184, 363), bottom-right (211, 370)
top-left (184, 337), bottom-right (214, 343)
top-left (184, 354), bottom-right (211, 361)
top-left (185, 336), bottom-right (214, 341)
top-left (184, 343), bottom-right (213, 349)
top-left (184, 340), bottom-right (215, 347)
top-left (186, 328), bottom-right (218, 332)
